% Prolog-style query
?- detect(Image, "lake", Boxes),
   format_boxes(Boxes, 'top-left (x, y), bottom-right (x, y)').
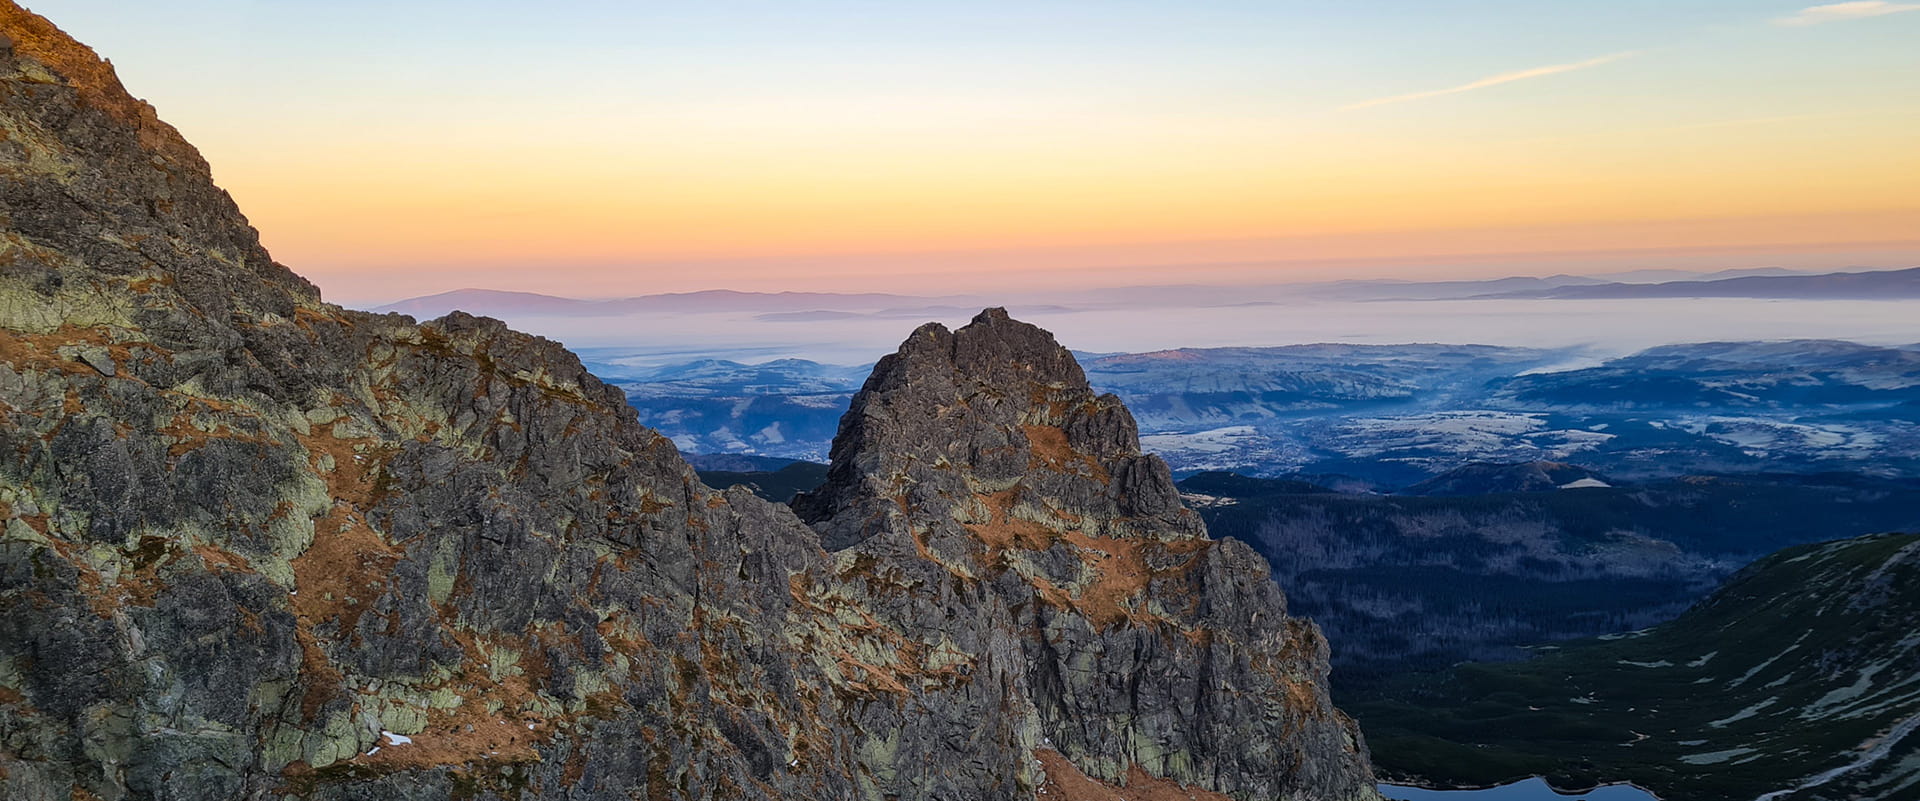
top-left (1380, 777), bottom-right (1659, 800)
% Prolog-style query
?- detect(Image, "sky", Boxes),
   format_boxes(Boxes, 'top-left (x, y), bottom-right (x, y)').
top-left (28, 0), bottom-right (1920, 304)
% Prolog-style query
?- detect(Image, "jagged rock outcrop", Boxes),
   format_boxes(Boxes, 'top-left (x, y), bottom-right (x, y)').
top-left (792, 309), bottom-right (1376, 798)
top-left (0, 5), bottom-right (1377, 800)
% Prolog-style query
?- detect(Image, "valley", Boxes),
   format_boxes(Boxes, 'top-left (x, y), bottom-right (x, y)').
top-left (1180, 468), bottom-right (1920, 684)
top-left (603, 339), bottom-right (1920, 486)
top-left (1352, 533), bottom-right (1920, 801)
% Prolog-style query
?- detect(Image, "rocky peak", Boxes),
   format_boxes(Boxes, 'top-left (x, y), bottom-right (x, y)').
top-left (797, 307), bottom-right (1192, 549)
top-left (883, 307), bottom-right (1094, 408)
top-left (1, 2), bottom-right (317, 326)
top-left (788, 309), bottom-right (1377, 798)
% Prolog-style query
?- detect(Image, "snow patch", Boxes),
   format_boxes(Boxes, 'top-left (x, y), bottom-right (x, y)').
top-left (1139, 426), bottom-right (1262, 455)
top-left (1708, 697), bottom-right (1777, 728)
top-left (1680, 747), bottom-right (1756, 765)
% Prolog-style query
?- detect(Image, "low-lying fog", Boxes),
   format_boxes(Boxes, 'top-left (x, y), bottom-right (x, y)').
top-left (481, 297), bottom-right (1919, 368)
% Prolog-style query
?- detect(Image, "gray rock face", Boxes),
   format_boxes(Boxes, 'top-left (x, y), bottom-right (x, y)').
top-left (0, 5), bottom-right (1377, 800)
top-left (794, 309), bottom-right (1377, 799)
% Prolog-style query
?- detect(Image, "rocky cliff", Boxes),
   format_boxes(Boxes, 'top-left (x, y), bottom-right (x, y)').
top-left (0, 5), bottom-right (1376, 800)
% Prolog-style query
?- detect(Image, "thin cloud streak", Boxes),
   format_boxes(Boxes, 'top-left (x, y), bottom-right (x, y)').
top-left (1775, 2), bottom-right (1920, 26)
top-left (1339, 51), bottom-right (1639, 111)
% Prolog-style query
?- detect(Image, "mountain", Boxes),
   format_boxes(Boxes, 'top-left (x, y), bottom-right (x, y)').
top-left (0, 8), bottom-right (1376, 800)
top-left (1401, 461), bottom-right (1611, 495)
top-left (372, 277), bottom-right (1597, 318)
top-left (1182, 470), bottom-right (1920, 682)
top-left (374, 289), bottom-right (604, 317)
top-left (1293, 275), bottom-right (1607, 301)
top-left (1303, 268), bottom-right (1820, 301)
top-left (367, 266), bottom-right (1841, 324)
top-left (1586, 266), bottom-right (1808, 283)
top-left (373, 289), bottom-right (946, 319)
top-left (1487, 266), bottom-right (1920, 300)
top-left (1353, 532), bottom-right (1920, 801)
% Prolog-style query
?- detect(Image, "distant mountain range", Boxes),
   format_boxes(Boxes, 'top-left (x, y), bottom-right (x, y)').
top-left (373, 288), bottom-right (949, 318)
top-left (364, 266), bottom-right (1913, 321)
top-left (1485, 266), bottom-right (1920, 300)
top-left (1293, 267), bottom-right (1811, 301)
top-left (1398, 460), bottom-right (1609, 495)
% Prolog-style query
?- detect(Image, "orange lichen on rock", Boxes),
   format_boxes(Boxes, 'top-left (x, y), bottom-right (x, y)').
top-left (788, 574), bottom-right (976, 700)
top-left (193, 544), bottom-right (253, 573)
top-left (963, 486), bottom-right (1213, 629)
top-left (290, 503), bottom-right (397, 637)
top-left (787, 574), bottom-right (830, 615)
top-left (965, 489), bottom-right (1057, 553)
top-left (295, 423), bottom-right (391, 507)
top-left (124, 273), bottom-right (172, 294)
top-left (353, 709), bottom-right (546, 771)
top-left (1022, 424), bottom-right (1108, 481)
top-left (1057, 531), bottom-right (1150, 628)
top-left (292, 305), bottom-right (344, 331)
top-left (0, 325), bottom-right (125, 378)
top-left (1028, 385), bottom-right (1081, 421)
top-left (1036, 749), bottom-right (1236, 801)
top-left (833, 652), bottom-right (912, 697)
top-left (290, 422), bottom-right (402, 637)
top-left (159, 407), bottom-right (277, 457)
top-left (1282, 677), bottom-right (1323, 724)
top-left (352, 630), bottom-right (562, 771)
top-left (294, 627), bottom-right (343, 720)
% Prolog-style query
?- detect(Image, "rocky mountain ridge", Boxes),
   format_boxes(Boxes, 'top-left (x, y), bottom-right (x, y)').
top-left (0, 5), bottom-right (1375, 800)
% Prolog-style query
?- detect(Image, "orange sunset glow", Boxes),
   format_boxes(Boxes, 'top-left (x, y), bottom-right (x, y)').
top-left (26, 0), bottom-right (1920, 301)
